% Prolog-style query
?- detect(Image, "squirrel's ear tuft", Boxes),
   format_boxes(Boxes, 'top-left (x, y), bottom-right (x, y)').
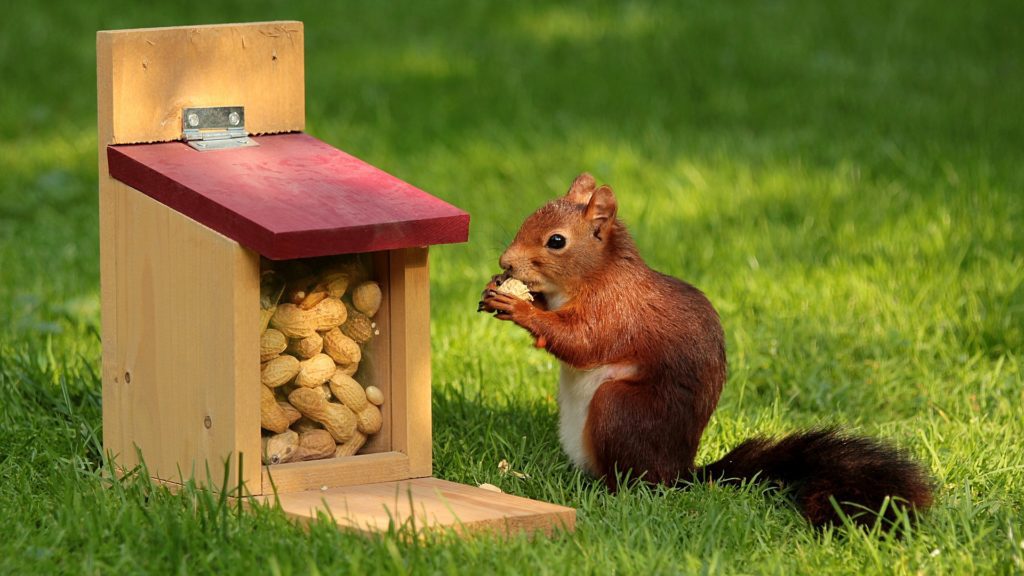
top-left (585, 185), bottom-right (617, 239)
top-left (566, 172), bottom-right (597, 204)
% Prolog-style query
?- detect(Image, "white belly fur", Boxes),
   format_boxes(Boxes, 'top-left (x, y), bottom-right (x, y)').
top-left (558, 362), bottom-right (636, 474)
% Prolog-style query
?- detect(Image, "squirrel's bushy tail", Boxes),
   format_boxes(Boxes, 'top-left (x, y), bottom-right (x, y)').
top-left (694, 428), bottom-right (934, 529)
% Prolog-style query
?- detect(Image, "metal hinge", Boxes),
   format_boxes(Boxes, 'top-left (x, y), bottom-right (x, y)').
top-left (182, 106), bottom-right (259, 151)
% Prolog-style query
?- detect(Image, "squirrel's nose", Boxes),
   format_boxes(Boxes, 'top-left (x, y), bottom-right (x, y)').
top-left (498, 251), bottom-right (513, 275)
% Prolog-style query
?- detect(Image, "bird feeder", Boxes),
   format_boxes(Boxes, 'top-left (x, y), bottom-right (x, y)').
top-left (96, 21), bottom-right (574, 535)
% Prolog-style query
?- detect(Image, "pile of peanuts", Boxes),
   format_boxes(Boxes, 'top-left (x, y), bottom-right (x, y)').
top-left (258, 256), bottom-right (385, 465)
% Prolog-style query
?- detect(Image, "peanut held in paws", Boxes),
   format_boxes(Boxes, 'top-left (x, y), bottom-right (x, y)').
top-left (496, 277), bottom-right (533, 301)
top-left (477, 273), bottom-right (533, 312)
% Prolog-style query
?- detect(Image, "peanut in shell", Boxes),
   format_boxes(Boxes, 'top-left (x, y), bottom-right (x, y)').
top-left (295, 353), bottom-right (336, 388)
top-left (351, 281), bottom-right (382, 317)
top-left (260, 329), bottom-right (288, 361)
top-left (261, 354), bottom-right (301, 388)
top-left (287, 332), bottom-right (323, 359)
top-left (270, 304), bottom-right (316, 339)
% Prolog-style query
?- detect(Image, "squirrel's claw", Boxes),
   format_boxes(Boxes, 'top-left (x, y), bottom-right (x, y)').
top-left (481, 291), bottom-right (526, 322)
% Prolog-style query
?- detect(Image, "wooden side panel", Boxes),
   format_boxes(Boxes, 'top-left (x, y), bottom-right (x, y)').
top-left (269, 478), bottom-right (576, 536)
top-left (98, 23), bottom-right (277, 490)
top-left (97, 22), bottom-right (304, 145)
top-left (389, 248), bottom-right (432, 478)
top-left (101, 181), bottom-right (261, 489)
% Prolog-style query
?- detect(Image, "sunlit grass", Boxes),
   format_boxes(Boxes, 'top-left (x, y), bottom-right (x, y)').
top-left (2, 0), bottom-right (1023, 573)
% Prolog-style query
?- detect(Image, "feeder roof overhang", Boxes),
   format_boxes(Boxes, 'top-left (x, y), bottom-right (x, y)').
top-left (108, 132), bottom-right (470, 260)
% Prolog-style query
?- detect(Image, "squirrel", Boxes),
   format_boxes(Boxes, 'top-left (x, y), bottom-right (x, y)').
top-left (480, 173), bottom-right (934, 529)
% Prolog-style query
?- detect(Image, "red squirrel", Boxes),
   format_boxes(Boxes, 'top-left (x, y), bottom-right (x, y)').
top-left (480, 173), bottom-right (933, 528)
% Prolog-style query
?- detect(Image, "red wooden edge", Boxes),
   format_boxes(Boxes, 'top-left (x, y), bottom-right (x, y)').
top-left (108, 133), bottom-right (470, 260)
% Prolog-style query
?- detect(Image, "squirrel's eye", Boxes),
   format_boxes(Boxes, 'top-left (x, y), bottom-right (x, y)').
top-left (546, 234), bottom-right (567, 249)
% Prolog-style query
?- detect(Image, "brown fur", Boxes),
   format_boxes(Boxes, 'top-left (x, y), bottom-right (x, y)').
top-left (481, 173), bottom-right (933, 528)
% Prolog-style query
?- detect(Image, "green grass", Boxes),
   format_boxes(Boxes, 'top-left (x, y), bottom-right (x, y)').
top-left (2, 0), bottom-right (1023, 573)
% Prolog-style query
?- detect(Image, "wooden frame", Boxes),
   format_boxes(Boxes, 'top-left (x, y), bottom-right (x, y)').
top-left (97, 22), bottom-right (305, 490)
top-left (97, 21), bottom-right (574, 536)
top-left (261, 248), bottom-right (433, 494)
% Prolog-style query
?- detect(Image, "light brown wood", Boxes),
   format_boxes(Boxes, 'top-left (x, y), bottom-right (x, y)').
top-left (97, 21), bottom-right (304, 145)
top-left (262, 452), bottom-right (411, 494)
top-left (100, 181), bottom-right (261, 489)
top-left (97, 22), bottom-right (298, 491)
top-left (97, 24), bottom-right (575, 538)
top-left (267, 477), bottom-right (576, 536)
top-left (389, 248), bottom-right (433, 478)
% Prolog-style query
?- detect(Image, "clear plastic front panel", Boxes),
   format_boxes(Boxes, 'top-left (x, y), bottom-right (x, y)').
top-left (258, 253), bottom-right (388, 466)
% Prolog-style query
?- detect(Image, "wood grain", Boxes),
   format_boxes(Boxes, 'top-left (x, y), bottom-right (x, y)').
top-left (100, 180), bottom-right (262, 490)
top-left (97, 22), bottom-right (304, 145)
top-left (262, 452), bottom-right (411, 494)
top-left (93, 27), bottom-right (576, 540)
top-left (98, 24), bottom-right (284, 490)
top-left (267, 477), bottom-right (577, 536)
top-left (107, 133), bottom-right (470, 259)
top-left (389, 248), bottom-right (433, 478)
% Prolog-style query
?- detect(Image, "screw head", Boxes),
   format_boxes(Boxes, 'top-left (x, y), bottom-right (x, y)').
top-left (187, 112), bottom-right (200, 127)
top-left (228, 111), bottom-right (240, 126)
top-left (204, 415), bottom-right (212, 429)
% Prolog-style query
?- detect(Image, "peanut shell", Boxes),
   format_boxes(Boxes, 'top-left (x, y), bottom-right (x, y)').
top-left (270, 304), bottom-right (316, 339)
top-left (260, 385), bottom-right (291, 433)
top-left (318, 383), bottom-right (332, 401)
top-left (278, 401), bottom-right (303, 427)
top-left (495, 277), bottom-right (534, 302)
top-left (261, 354), bottom-right (300, 388)
top-left (355, 404), bottom-right (383, 435)
top-left (337, 361), bottom-right (359, 377)
top-left (293, 429), bottom-right (336, 462)
top-left (322, 327), bottom-right (361, 365)
top-left (288, 388), bottom-right (358, 443)
top-left (311, 298), bottom-right (347, 331)
top-left (292, 416), bottom-right (320, 433)
top-left (340, 306), bottom-right (374, 343)
top-left (322, 272), bottom-right (350, 299)
top-left (295, 353), bottom-right (336, 388)
top-left (260, 329), bottom-right (288, 361)
top-left (299, 290), bottom-right (328, 310)
top-left (334, 431), bottom-right (368, 458)
top-left (351, 281), bottom-right (382, 317)
top-left (262, 430), bottom-right (299, 465)
top-left (329, 372), bottom-right (368, 412)
top-left (287, 332), bottom-right (323, 359)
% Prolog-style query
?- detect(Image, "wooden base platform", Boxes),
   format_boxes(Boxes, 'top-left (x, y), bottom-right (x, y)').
top-left (261, 477), bottom-right (576, 536)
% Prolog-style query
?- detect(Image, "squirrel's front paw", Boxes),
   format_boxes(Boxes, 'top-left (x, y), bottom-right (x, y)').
top-left (481, 291), bottom-right (534, 323)
top-left (476, 274), bottom-right (507, 312)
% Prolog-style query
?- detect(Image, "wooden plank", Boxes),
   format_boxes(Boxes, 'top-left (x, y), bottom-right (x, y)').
top-left (389, 248), bottom-right (432, 478)
top-left (262, 452), bottom-right (411, 494)
top-left (97, 22), bottom-right (304, 145)
top-left (107, 134), bottom-right (471, 259)
top-left (268, 477), bottom-right (576, 537)
top-left (101, 181), bottom-right (262, 489)
top-left (97, 22), bottom-right (298, 490)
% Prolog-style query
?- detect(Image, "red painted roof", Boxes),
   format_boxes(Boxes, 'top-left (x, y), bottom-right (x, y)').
top-left (108, 133), bottom-right (469, 259)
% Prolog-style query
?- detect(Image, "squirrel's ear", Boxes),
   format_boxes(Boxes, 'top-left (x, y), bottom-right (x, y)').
top-left (585, 185), bottom-right (617, 239)
top-left (565, 172), bottom-right (597, 204)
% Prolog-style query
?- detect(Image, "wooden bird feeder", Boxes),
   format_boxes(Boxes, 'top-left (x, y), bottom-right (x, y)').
top-left (96, 21), bottom-right (574, 536)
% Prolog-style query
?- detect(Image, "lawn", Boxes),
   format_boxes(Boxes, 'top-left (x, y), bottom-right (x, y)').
top-left (1, 1), bottom-right (1022, 574)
